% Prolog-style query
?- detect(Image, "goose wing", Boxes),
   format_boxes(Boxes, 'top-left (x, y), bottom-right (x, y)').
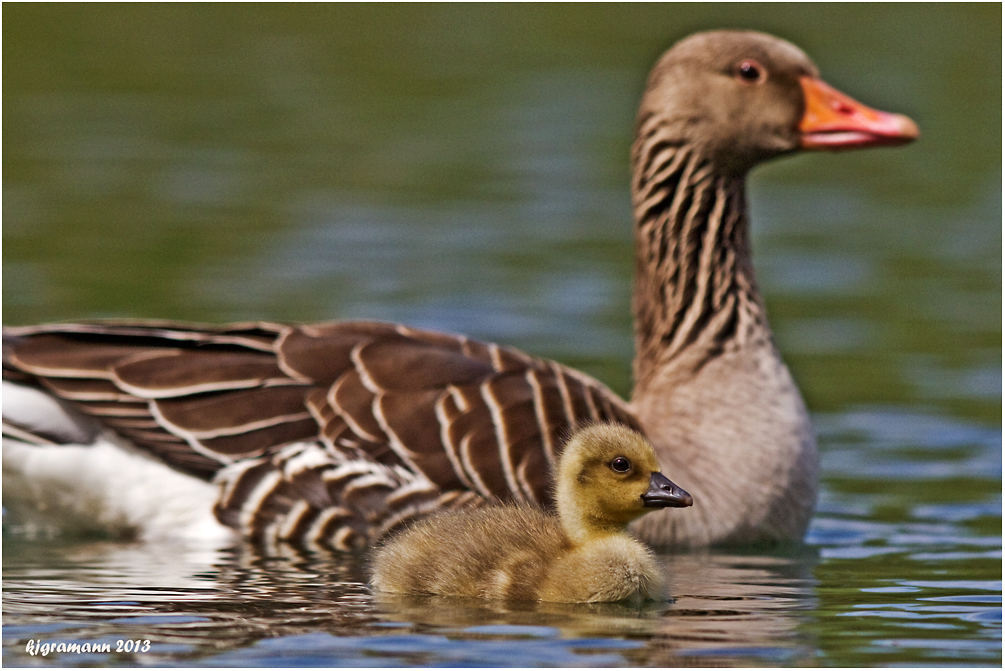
top-left (3, 320), bottom-right (641, 545)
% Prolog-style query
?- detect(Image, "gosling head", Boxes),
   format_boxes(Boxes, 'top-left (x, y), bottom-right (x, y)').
top-left (555, 423), bottom-right (692, 544)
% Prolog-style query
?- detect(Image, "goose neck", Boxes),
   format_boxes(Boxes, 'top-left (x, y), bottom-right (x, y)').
top-left (629, 138), bottom-right (769, 389)
top-left (555, 482), bottom-right (630, 547)
top-left (560, 512), bottom-right (626, 547)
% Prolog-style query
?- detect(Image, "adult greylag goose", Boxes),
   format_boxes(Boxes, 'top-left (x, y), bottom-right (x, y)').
top-left (2, 30), bottom-right (918, 549)
top-left (370, 423), bottom-right (693, 603)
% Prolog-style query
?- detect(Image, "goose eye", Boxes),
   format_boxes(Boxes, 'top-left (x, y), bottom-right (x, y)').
top-left (735, 59), bottom-right (765, 84)
top-left (610, 457), bottom-right (632, 473)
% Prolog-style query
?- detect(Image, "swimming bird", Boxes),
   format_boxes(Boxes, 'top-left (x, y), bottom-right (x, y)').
top-left (370, 423), bottom-right (692, 603)
top-left (2, 30), bottom-right (918, 548)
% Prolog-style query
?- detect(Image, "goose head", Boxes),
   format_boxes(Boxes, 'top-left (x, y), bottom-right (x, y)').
top-left (636, 30), bottom-right (919, 175)
top-left (555, 423), bottom-right (692, 545)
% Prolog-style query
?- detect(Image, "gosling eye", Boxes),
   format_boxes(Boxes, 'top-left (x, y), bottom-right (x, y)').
top-left (734, 59), bottom-right (766, 84)
top-left (610, 456), bottom-right (632, 473)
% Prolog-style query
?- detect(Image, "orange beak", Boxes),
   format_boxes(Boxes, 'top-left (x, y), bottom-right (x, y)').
top-left (799, 76), bottom-right (919, 150)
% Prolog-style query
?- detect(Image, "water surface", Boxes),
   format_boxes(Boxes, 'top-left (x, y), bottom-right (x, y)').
top-left (3, 4), bottom-right (1001, 667)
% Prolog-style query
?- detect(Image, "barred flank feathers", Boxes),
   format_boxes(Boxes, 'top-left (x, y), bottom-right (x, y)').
top-left (4, 319), bottom-right (638, 547)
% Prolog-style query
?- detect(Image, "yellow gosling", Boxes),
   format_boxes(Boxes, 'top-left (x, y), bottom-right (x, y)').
top-left (370, 423), bottom-right (693, 603)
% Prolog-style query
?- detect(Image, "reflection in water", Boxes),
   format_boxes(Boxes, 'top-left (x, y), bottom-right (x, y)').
top-left (374, 551), bottom-right (820, 666)
top-left (647, 553), bottom-right (818, 666)
top-left (3, 539), bottom-right (820, 666)
top-left (4, 540), bottom-right (374, 665)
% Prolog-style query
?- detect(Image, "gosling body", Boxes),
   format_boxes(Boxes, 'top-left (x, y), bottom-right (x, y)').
top-left (370, 424), bottom-right (692, 603)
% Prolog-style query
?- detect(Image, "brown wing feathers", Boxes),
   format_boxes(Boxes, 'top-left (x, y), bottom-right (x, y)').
top-left (3, 320), bottom-right (641, 547)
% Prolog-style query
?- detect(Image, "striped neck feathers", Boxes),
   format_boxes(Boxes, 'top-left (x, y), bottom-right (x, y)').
top-left (629, 125), bottom-right (771, 389)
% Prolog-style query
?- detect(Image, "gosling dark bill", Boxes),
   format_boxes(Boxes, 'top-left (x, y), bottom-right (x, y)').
top-left (641, 472), bottom-right (693, 508)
